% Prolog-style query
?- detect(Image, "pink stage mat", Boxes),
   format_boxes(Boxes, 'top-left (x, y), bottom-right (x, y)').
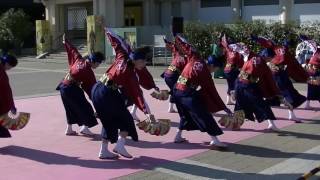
top-left (0, 84), bottom-right (319, 180)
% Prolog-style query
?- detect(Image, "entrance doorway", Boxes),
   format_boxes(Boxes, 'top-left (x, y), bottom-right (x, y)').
top-left (124, 2), bottom-right (143, 26)
top-left (65, 2), bottom-right (93, 39)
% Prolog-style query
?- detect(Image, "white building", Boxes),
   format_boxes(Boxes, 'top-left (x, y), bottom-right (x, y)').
top-left (39, 0), bottom-right (320, 48)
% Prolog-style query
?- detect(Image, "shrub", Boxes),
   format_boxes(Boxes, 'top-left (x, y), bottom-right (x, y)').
top-left (0, 8), bottom-right (33, 53)
top-left (184, 20), bottom-right (320, 59)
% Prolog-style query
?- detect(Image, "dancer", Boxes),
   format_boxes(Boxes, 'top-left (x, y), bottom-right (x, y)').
top-left (220, 34), bottom-right (244, 105)
top-left (252, 36), bottom-right (308, 122)
top-left (172, 35), bottom-right (231, 147)
top-left (305, 47), bottom-right (320, 109)
top-left (57, 34), bottom-right (105, 136)
top-left (161, 38), bottom-right (187, 113)
top-left (91, 28), bottom-right (156, 159)
top-left (0, 53), bottom-right (18, 138)
top-left (232, 42), bottom-right (285, 131)
top-left (295, 35), bottom-right (320, 109)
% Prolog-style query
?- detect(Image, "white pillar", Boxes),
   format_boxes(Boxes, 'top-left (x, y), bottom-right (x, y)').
top-left (190, 0), bottom-right (199, 21)
top-left (231, 0), bottom-right (241, 22)
top-left (143, 0), bottom-right (150, 26)
top-left (161, 1), bottom-right (172, 26)
top-left (43, 0), bottom-right (59, 48)
top-left (143, 0), bottom-right (156, 26)
top-left (279, 0), bottom-right (293, 24)
top-left (93, 0), bottom-right (124, 27)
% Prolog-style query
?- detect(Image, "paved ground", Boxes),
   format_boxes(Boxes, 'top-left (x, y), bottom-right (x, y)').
top-left (1, 57), bottom-right (319, 180)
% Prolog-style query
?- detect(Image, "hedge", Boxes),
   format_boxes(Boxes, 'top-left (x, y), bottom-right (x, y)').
top-left (184, 20), bottom-right (320, 59)
top-left (0, 8), bottom-right (33, 54)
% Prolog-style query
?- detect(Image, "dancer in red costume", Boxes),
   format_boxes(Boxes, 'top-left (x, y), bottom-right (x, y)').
top-left (57, 35), bottom-right (105, 136)
top-left (172, 35), bottom-right (231, 147)
top-left (0, 54), bottom-right (18, 138)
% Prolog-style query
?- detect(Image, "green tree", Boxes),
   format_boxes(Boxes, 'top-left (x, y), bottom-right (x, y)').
top-left (0, 8), bottom-right (33, 53)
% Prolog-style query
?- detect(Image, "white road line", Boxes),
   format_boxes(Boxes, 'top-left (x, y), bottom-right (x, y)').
top-left (8, 70), bottom-right (47, 75)
top-left (155, 159), bottom-right (241, 180)
top-left (260, 144), bottom-right (320, 175)
top-left (15, 92), bottom-right (60, 100)
top-left (15, 67), bottom-right (67, 73)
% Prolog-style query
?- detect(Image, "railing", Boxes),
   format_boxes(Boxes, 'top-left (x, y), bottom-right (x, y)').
top-left (152, 46), bottom-right (172, 66)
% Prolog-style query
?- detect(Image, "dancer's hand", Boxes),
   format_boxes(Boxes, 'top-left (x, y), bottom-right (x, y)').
top-left (154, 86), bottom-right (160, 92)
top-left (146, 114), bottom-right (156, 123)
top-left (224, 108), bottom-right (232, 115)
top-left (62, 33), bottom-right (66, 44)
top-left (10, 106), bottom-right (17, 115)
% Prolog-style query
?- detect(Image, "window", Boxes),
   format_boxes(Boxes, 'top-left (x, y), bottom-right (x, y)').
top-left (295, 0), bottom-right (320, 4)
top-left (244, 0), bottom-right (279, 6)
top-left (200, 0), bottom-right (231, 8)
top-left (67, 7), bottom-right (87, 30)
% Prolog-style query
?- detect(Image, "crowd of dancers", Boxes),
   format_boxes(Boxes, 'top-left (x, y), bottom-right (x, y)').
top-left (1, 27), bottom-right (319, 160)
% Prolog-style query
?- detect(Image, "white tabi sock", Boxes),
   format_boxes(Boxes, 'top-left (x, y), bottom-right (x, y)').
top-left (174, 129), bottom-right (186, 143)
top-left (65, 124), bottom-right (76, 135)
top-left (288, 110), bottom-right (301, 123)
top-left (67, 124), bottom-right (73, 131)
top-left (130, 105), bottom-right (139, 120)
top-left (305, 100), bottom-right (311, 109)
top-left (114, 136), bottom-right (132, 158)
top-left (226, 95), bottom-right (232, 104)
top-left (80, 125), bottom-right (94, 135)
top-left (210, 136), bottom-right (227, 147)
top-left (267, 120), bottom-right (280, 131)
top-left (168, 103), bottom-right (176, 112)
top-left (175, 129), bottom-right (182, 139)
top-left (130, 105), bottom-right (137, 114)
top-left (99, 140), bottom-right (118, 159)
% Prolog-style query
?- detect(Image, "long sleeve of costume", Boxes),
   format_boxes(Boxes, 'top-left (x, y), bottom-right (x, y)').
top-left (0, 66), bottom-right (14, 115)
top-left (255, 37), bottom-right (275, 49)
top-left (80, 68), bottom-right (97, 97)
top-left (175, 35), bottom-right (194, 57)
top-left (199, 66), bottom-right (226, 113)
top-left (135, 67), bottom-right (156, 90)
top-left (221, 36), bottom-right (244, 70)
top-left (64, 40), bottom-right (82, 67)
top-left (105, 28), bottom-right (130, 61)
top-left (122, 73), bottom-right (148, 113)
top-left (164, 39), bottom-right (175, 52)
top-left (286, 53), bottom-right (309, 82)
top-left (220, 37), bottom-right (233, 61)
top-left (241, 54), bottom-right (280, 98)
top-left (258, 62), bottom-right (281, 98)
top-left (220, 35), bottom-right (230, 51)
top-left (236, 56), bottom-right (244, 68)
top-left (104, 27), bottom-right (148, 113)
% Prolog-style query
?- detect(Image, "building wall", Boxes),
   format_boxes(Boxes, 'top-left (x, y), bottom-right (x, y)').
top-left (242, 5), bottom-right (280, 23)
top-left (198, 6), bottom-right (233, 23)
top-left (293, 3), bottom-right (320, 23)
top-left (160, 1), bottom-right (172, 26)
top-left (180, 0), bottom-right (193, 21)
top-left (42, 0), bottom-right (320, 50)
